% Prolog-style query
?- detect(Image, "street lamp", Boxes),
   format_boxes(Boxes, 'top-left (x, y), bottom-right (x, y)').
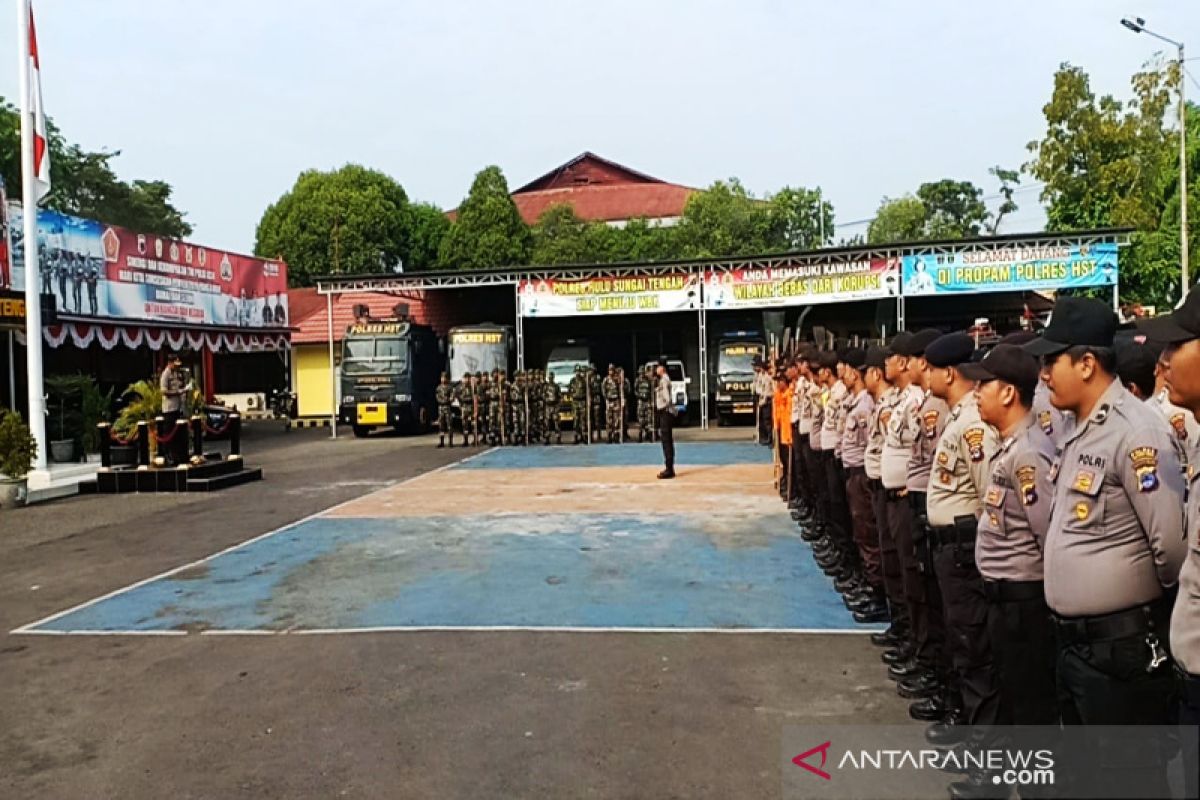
top-left (1121, 17), bottom-right (1188, 300)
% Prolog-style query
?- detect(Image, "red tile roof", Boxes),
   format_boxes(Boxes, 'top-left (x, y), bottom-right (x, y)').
top-left (511, 183), bottom-right (695, 225)
top-left (515, 151), bottom-right (665, 193)
top-left (289, 288), bottom-right (431, 345)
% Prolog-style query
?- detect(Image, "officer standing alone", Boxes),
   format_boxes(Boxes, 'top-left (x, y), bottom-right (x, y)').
top-left (655, 358), bottom-right (676, 479)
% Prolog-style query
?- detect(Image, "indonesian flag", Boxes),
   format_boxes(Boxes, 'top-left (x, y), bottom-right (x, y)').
top-left (27, 2), bottom-right (50, 202)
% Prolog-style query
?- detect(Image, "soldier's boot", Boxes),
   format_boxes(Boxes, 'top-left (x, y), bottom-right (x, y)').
top-left (438, 434), bottom-right (445, 448)
top-left (448, 432), bottom-right (455, 448)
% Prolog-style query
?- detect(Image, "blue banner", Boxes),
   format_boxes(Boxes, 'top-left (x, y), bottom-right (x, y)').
top-left (900, 243), bottom-right (1118, 296)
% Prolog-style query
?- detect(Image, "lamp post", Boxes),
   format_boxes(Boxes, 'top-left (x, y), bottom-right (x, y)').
top-left (1122, 17), bottom-right (1188, 300)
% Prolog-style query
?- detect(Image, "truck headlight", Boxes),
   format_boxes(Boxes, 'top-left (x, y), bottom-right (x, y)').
top-left (395, 394), bottom-right (410, 402)
top-left (716, 393), bottom-right (731, 402)
top-left (343, 395), bottom-right (355, 404)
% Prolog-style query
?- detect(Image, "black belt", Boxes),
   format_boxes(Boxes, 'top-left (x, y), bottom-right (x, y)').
top-left (929, 524), bottom-right (975, 548)
top-left (1053, 602), bottom-right (1167, 645)
top-left (845, 465), bottom-right (865, 477)
top-left (885, 487), bottom-right (908, 501)
top-left (867, 478), bottom-right (883, 491)
top-left (983, 580), bottom-right (1044, 603)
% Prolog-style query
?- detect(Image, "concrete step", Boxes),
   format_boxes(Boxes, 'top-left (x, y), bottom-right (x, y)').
top-left (187, 468), bottom-right (263, 492)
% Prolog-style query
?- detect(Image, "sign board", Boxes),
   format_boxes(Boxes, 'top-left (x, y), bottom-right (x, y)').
top-left (348, 322), bottom-right (410, 336)
top-left (7, 203), bottom-right (288, 328)
top-left (450, 330), bottom-right (505, 344)
top-left (518, 273), bottom-right (700, 317)
top-left (703, 258), bottom-right (899, 309)
top-left (900, 243), bottom-right (1118, 296)
top-left (0, 288), bottom-right (57, 330)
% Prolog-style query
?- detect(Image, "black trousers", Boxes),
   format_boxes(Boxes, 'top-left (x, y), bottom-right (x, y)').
top-left (790, 426), bottom-right (805, 502)
top-left (805, 444), bottom-right (828, 527)
top-left (872, 481), bottom-right (908, 633)
top-left (933, 543), bottom-right (995, 728)
top-left (1055, 608), bottom-right (1175, 799)
top-left (657, 408), bottom-right (675, 470)
top-left (1178, 669), bottom-right (1200, 800)
top-left (159, 410), bottom-right (181, 464)
top-left (757, 402), bottom-right (772, 443)
top-left (823, 453), bottom-right (855, 565)
top-left (777, 443), bottom-right (790, 499)
top-left (985, 583), bottom-right (1056, 725)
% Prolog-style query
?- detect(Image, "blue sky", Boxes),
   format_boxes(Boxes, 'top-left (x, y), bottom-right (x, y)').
top-left (4, 0), bottom-right (1197, 254)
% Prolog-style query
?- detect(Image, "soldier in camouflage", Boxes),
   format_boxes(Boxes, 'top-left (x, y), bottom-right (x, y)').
top-left (634, 364), bottom-right (654, 443)
top-left (509, 370), bottom-right (527, 445)
top-left (570, 366), bottom-right (588, 444)
top-left (436, 372), bottom-right (455, 448)
top-left (487, 370), bottom-right (505, 445)
top-left (543, 368), bottom-right (562, 444)
top-left (603, 364), bottom-right (622, 443)
top-left (588, 366), bottom-right (604, 444)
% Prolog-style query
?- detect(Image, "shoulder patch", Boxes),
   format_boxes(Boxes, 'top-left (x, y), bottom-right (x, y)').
top-left (922, 410), bottom-right (940, 439)
top-left (963, 427), bottom-right (986, 462)
top-left (1170, 413), bottom-right (1189, 441)
top-left (1129, 446), bottom-right (1160, 493)
top-left (1015, 465), bottom-right (1038, 506)
top-left (1037, 410), bottom-right (1054, 436)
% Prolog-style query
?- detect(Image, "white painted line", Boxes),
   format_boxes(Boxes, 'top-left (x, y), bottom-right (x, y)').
top-left (11, 628), bottom-right (186, 636)
top-left (9, 449), bottom-right (493, 635)
top-left (227, 626), bottom-right (878, 636)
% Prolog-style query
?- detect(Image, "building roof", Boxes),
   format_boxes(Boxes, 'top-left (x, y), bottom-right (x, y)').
top-left (289, 287), bottom-right (430, 345)
top-left (449, 152), bottom-right (697, 226)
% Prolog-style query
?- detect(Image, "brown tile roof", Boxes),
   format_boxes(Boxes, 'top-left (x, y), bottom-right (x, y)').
top-left (289, 287), bottom-right (431, 345)
top-left (511, 183), bottom-right (695, 225)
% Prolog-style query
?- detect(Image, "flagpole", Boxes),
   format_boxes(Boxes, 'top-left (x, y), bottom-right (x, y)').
top-left (17, 0), bottom-right (47, 470)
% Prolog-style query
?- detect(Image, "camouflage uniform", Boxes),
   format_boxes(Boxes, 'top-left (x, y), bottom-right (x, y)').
top-left (460, 375), bottom-right (482, 446)
top-left (435, 374), bottom-right (455, 447)
top-left (488, 371), bottom-right (506, 445)
top-left (588, 368), bottom-right (603, 443)
top-left (634, 367), bottom-right (654, 443)
top-left (542, 370), bottom-right (562, 444)
top-left (477, 373), bottom-right (491, 444)
top-left (569, 367), bottom-right (588, 444)
top-left (602, 367), bottom-right (621, 443)
top-left (509, 374), bottom-right (527, 445)
top-left (527, 372), bottom-right (544, 445)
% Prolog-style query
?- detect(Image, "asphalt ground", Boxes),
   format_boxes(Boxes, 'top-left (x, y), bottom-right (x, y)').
top-left (0, 423), bottom-right (910, 799)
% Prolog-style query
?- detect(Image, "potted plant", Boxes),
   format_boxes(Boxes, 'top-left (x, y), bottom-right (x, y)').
top-left (0, 410), bottom-right (37, 508)
top-left (45, 374), bottom-right (87, 463)
top-left (114, 379), bottom-right (163, 462)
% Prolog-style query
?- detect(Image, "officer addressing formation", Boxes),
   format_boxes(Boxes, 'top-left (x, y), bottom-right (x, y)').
top-left (435, 362), bottom-right (648, 449)
top-left (763, 290), bottom-right (1200, 798)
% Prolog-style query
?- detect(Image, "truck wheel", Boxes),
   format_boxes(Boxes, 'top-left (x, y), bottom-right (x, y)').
top-left (717, 413), bottom-right (728, 427)
top-left (419, 406), bottom-right (430, 433)
top-left (352, 425), bottom-right (371, 438)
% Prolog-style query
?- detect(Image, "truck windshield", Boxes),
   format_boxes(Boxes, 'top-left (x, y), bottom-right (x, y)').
top-left (548, 361), bottom-right (587, 388)
top-left (448, 341), bottom-right (507, 382)
top-left (343, 337), bottom-right (408, 375)
top-left (667, 364), bottom-right (684, 382)
top-left (719, 345), bottom-right (761, 376)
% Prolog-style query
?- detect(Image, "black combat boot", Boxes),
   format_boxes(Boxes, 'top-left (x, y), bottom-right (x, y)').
top-left (438, 435), bottom-right (445, 448)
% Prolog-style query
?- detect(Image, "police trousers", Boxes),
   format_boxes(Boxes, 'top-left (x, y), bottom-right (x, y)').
top-left (790, 425), bottom-right (806, 503)
top-left (885, 491), bottom-right (921, 648)
top-left (983, 580), bottom-right (1056, 726)
top-left (872, 479), bottom-right (907, 632)
top-left (1054, 602), bottom-right (1175, 799)
top-left (846, 467), bottom-right (882, 589)
top-left (910, 494), bottom-right (948, 688)
top-left (777, 443), bottom-right (790, 500)
top-left (805, 444), bottom-right (828, 528)
top-left (657, 408), bottom-right (675, 470)
top-left (823, 452), bottom-right (855, 563)
top-left (933, 540), bottom-right (996, 728)
top-left (1176, 667), bottom-right (1200, 800)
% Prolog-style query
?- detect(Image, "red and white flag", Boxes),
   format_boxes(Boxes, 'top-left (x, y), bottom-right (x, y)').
top-left (26, 1), bottom-right (51, 202)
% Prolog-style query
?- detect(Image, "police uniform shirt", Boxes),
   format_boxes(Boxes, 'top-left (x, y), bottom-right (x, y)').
top-left (907, 390), bottom-right (950, 493)
top-left (975, 417), bottom-right (1056, 581)
top-left (1151, 388), bottom-right (1199, 458)
top-left (927, 393), bottom-right (1001, 527)
top-left (881, 384), bottom-right (924, 489)
top-left (797, 376), bottom-right (815, 435)
top-left (1044, 379), bottom-right (1187, 618)
top-left (811, 384), bottom-right (829, 452)
top-left (821, 380), bottom-right (848, 451)
top-left (841, 389), bottom-right (874, 468)
top-left (1170, 464), bottom-right (1200, 674)
top-left (865, 386), bottom-right (897, 481)
top-left (1031, 380), bottom-right (1072, 452)
top-left (754, 371), bottom-right (774, 404)
top-left (790, 378), bottom-right (802, 426)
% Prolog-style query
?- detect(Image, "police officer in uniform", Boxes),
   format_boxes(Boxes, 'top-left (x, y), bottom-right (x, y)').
top-left (924, 333), bottom-right (1002, 763)
top-left (1030, 297), bottom-right (1185, 799)
top-left (790, 347), bottom-right (817, 523)
top-left (804, 353), bottom-right (831, 541)
top-left (1140, 287), bottom-right (1200, 799)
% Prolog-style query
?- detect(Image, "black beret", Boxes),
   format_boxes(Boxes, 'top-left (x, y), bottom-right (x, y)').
top-left (884, 331), bottom-right (913, 357)
top-left (925, 332), bottom-right (976, 368)
top-left (865, 345), bottom-right (888, 370)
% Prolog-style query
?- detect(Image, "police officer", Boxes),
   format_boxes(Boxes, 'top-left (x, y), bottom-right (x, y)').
top-left (753, 357), bottom-right (774, 445)
top-left (839, 348), bottom-right (888, 622)
top-left (436, 372), bottom-right (455, 448)
top-left (1139, 286), bottom-right (1200, 799)
top-left (1030, 297), bottom-right (1184, 799)
top-left (790, 347), bottom-right (816, 522)
top-left (820, 351), bottom-right (857, 584)
top-left (804, 352), bottom-right (831, 542)
top-left (1149, 343), bottom-right (1200, 450)
top-left (924, 333), bottom-right (1001, 761)
top-left (959, 344), bottom-right (1057, 729)
top-left (654, 357), bottom-right (676, 479)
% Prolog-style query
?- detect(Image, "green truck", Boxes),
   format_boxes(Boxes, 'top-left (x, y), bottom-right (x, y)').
top-left (338, 307), bottom-right (440, 437)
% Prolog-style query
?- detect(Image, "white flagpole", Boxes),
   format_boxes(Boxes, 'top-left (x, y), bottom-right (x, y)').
top-left (17, 0), bottom-right (47, 471)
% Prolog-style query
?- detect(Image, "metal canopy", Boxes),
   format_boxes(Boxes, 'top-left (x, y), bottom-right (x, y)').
top-left (313, 228), bottom-right (1132, 435)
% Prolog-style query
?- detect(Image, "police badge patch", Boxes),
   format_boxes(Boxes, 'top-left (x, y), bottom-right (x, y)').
top-left (1015, 465), bottom-right (1038, 506)
top-left (1071, 469), bottom-right (1096, 493)
top-left (1038, 410), bottom-right (1053, 436)
top-left (1170, 413), bottom-right (1189, 441)
top-left (1129, 447), bottom-right (1160, 493)
top-left (923, 410), bottom-right (940, 439)
top-left (963, 427), bottom-right (986, 462)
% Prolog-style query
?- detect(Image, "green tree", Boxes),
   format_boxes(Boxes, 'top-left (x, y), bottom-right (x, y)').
top-left (867, 196), bottom-right (927, 243)
top-left (766, 187), bottom-right (834, 250)
top-left (0, 97), bottom-right (190, 237)
top-left (405, 202), bottom-right (451, 271)
top-left (606, 217), bottom-right (676, 263)
top-left (531, 204), bottom-right (599, 265)
top-left (438, 166), bottom-right (531, 270)
top-left (255, 164), bottom-right (411, 287)
top-left (674, 179), bottom-right (772, 258)
top-left (1025, 60), bottom-right (1191, 305)
top-left (917, 179), bottom-right (988, 238)
top-left (987, 166), bottom-right (1021, 234)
